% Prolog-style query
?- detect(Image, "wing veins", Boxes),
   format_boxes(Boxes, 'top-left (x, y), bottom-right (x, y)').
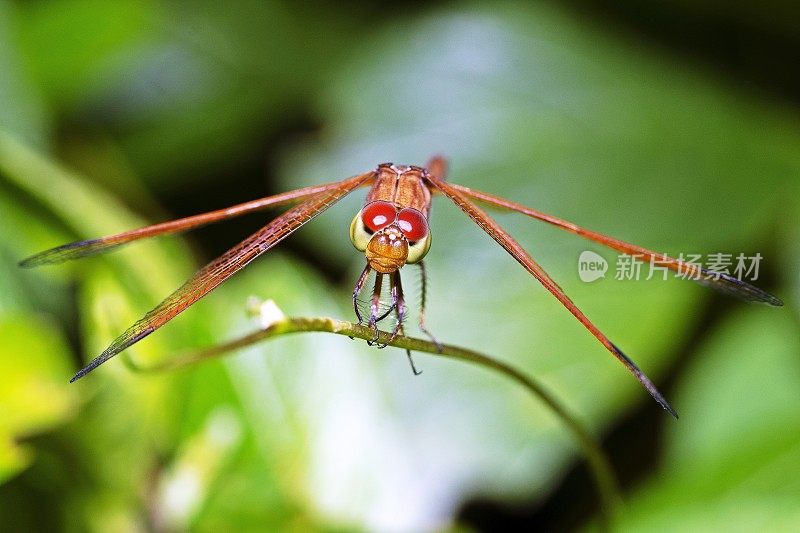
top-left (428, 175), bottom-right (677, 417)
top-left (451, 183), bottom-right (782, 306)
top-left (70, 171), bottom-right (374, 381)
top-left (20, 179), bottom-right (369, 268)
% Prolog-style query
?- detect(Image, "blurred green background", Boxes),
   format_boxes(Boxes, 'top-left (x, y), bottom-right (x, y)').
top-left (1, 0), bottom-right (799, 531)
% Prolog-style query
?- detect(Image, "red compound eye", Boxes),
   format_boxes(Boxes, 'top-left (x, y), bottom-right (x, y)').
top-left (361, 201), bottom-right (397, 232)
top-left (397, 208), bottom-right (429, 241)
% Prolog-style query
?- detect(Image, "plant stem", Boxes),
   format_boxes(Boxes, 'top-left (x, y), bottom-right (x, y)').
top-left (123, 315), bottom-right (620, 527)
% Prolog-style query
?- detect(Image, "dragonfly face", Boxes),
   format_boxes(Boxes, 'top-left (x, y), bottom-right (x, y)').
top-left (349, 200), bottom-right (431, 273)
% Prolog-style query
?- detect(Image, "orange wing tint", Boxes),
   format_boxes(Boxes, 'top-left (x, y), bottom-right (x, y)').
top-left (427, 174), bottom-right (678, 417)
top-left (65, 172), bottom-right (374, 381)
top-left (19, 180), bottom-right (368, 268)
top-left (451, 184), bottom-right (782, 307)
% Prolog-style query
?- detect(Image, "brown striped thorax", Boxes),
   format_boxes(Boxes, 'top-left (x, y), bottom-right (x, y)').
top-left (366, 163), bottom-right (432, 215)
top-left (350, 163), bottom-right (432, 273)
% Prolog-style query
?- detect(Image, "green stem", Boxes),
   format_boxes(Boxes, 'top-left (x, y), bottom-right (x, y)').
top-left (123, 315), bottom-right (620, 527)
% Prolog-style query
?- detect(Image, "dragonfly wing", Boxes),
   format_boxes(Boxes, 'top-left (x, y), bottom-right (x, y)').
top-left (70, 171), bottom-right (374, 381)
top-left (451, 183), bottom-right (782, 306)
top-left (19, 179), bottom-right (371, 267)
top-left (427, 175), bottom-right (677, 417)
top-left (690, 270), bottom-right (780, 305)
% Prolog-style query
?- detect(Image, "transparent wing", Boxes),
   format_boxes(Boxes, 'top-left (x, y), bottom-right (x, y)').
top-left (19, 180), bottom-right (370, 267)
top-left (427, 175), bottom-right (677, 417)
top-left (70, 171), bottom-right (374, 381)
top-left (451, 183), bottom-right (782, 306)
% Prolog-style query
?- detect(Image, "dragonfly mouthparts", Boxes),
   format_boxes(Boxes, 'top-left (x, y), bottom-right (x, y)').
top-left (366, 226), bottom-right (408, 273)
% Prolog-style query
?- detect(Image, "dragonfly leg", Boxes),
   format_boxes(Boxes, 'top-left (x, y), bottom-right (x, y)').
top-left (388, 271), bottom-right (407, 343)
top-left (352, 262), bottom-right (372, 325)
top-left (417, 261), bottom-right (442, 352)
top-left (367, 272), bottom-right (385, 346)
top-left (374, 301), bottom-right (396, 324)
top-left (391, 271), bottom-right (421, 375)
top-left (404, 348), bottom-right (422, 375)
top-left (397, 324), bottom-right (421, 375)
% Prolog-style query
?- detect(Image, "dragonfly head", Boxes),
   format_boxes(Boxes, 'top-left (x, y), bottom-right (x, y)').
top-left (350, 200), bottom-right (432, 273)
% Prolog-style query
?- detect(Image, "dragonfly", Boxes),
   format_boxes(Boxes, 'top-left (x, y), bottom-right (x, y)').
top-left (20, 156), bottom-right (782, 417)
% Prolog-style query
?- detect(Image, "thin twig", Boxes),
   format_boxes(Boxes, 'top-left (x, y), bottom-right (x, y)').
top-left (122, 316), bottom-right (620, 527)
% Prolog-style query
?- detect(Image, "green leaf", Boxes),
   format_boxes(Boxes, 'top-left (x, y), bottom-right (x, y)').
top-left (618, 308), bottom-right (800, 531)
top-left (17, 0), bottom-right (160, 111)
top-left (16, 0), bottom-right (366, 187)
top-left (0, 315), bottom-right (76, 483)
top-left (0, 1), bottom-right (50, 148)
top-left (0, 132), bottom-right (192, 296)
